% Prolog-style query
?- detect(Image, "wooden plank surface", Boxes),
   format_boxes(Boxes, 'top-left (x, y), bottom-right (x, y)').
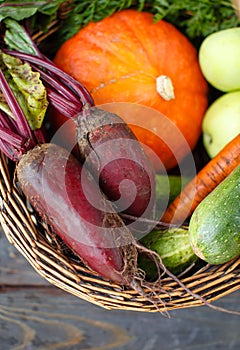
top-left (1, 226), bottom-right (240, 350)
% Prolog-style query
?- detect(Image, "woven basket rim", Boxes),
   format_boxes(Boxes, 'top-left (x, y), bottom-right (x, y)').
top-left (1, 150), bottom-right (240, 313)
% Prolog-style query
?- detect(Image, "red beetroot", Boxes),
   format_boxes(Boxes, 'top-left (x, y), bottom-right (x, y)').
top-left (75, 106), bottom-right (156, 232)
top-left (16, 143), bottom-right (138, 285)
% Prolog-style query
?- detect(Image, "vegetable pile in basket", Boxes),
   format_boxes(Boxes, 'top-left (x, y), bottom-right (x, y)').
top-left (0, 3), bottom-right (240, 312)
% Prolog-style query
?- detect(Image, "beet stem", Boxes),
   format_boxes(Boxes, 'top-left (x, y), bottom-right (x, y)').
top-left (33, 128), bottom-right (46, 144)
top-left (0, 138), bottom-right (16, 160)
top-left (46, 89), bottom-right (82, 118)
top-left (0, 69), bottom-right (34, 141)
top-left (4, 50), bottom-right (95, 109)
top-left (0, 125), bottom-right (24, 148)
top-left (31, 63), bottom-right (82, 105)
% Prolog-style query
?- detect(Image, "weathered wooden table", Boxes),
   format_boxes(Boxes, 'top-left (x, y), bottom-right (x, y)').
top-left (1, 226), bottom-right (240, 350)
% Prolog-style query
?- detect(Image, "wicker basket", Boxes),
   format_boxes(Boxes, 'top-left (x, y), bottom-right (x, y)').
top-left (1, 2), bottom-right (240, 314)
top-left (1, 151), bottom-right (240, 313)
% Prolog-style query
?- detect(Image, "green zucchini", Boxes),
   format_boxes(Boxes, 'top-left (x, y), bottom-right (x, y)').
top-left (189, 165), bottom-right (240, 265)
top-left (139, 227), bottom-right (198, 279)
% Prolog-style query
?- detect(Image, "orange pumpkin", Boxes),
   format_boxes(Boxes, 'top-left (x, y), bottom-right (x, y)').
top-left (53, 10), bottom-right (208, 171)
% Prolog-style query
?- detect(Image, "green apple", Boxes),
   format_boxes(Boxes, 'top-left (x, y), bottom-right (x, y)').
top-left (202, 91), bottom-right (240, 158)
top-left (199, 28), bottom-right (240, 92)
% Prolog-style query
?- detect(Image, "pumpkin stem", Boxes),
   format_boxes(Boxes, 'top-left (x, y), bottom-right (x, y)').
top-left (156, 75), bottom-right (175, 101)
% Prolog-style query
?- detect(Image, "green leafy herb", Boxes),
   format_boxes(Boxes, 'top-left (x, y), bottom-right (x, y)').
top-left (0, 51), bottom-right (48, 130)
top-left (56, 0), bottom-right (239, 44)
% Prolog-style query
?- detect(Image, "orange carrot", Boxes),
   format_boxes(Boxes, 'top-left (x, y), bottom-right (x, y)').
top-left (161, 134), bottom-right (240, 224)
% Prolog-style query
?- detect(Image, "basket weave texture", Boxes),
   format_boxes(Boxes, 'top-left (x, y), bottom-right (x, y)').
top-left (1, 151), bottom-right (240, 312)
